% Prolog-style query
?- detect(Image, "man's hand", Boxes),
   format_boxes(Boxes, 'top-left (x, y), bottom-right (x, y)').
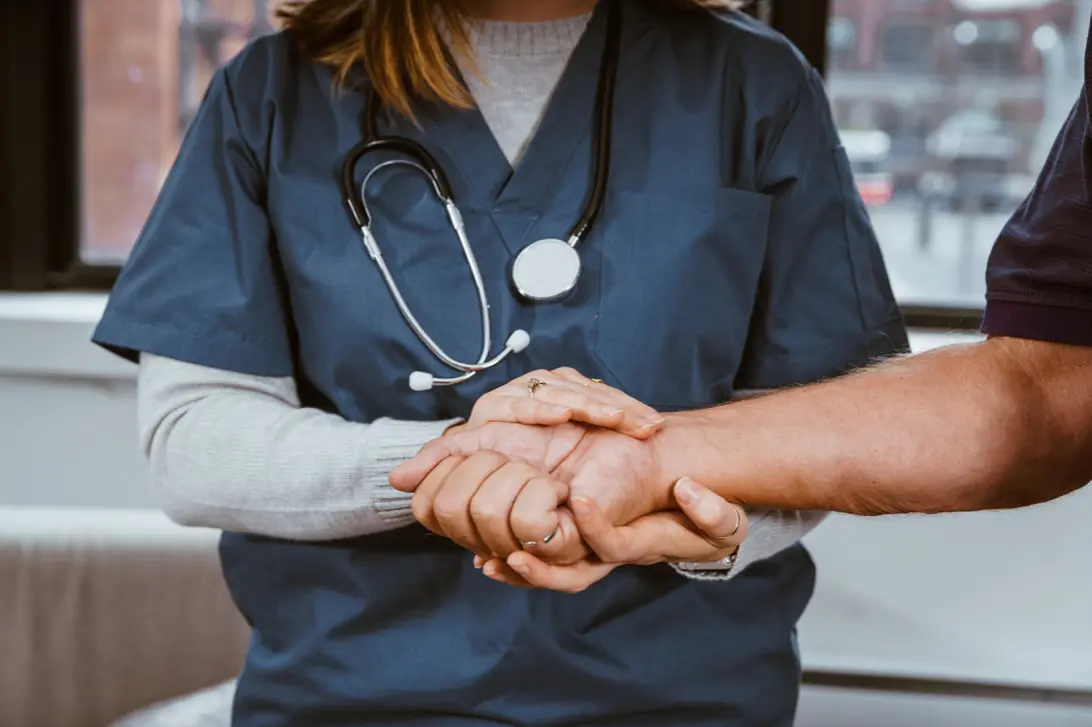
top-left (478, 477), bottom-right (748, 593)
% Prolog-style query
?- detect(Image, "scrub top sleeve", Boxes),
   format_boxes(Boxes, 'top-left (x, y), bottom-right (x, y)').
top-left (92, 66), bottom-right (293, 378)
top-left (736, 68), bottom-right (908, 390)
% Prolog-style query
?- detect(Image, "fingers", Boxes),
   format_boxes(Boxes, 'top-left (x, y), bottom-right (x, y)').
top-left (509, 474), bottom-right (567, 551)
top-left (520, 506), bottom-right (591, 566)
top-left (424, 452), bottom-right (509, 555)
top-left (550, 368), bottom-right (665, 438)
top-left (571, 478), bottom-right (748, 566)
top-left (673, 477), bottom-right (749, 547)
top-left (468, 369), bottom-right (664, 439)
top-left (469, 461), bottom-right (540, 558)
top-left (411, 455), bottom-right (465, 535)
top-left (505, 550), bottom-right (617, 594)
top-left (569, 495), bottom-right (652, 564)
top-left (413, 452), bottom-right (585, 564)
top-left (390, 437), bottom-right (457, 492)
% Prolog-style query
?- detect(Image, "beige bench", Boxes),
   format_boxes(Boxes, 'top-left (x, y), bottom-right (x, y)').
top-left (0, 507), bottom-right (247, 726)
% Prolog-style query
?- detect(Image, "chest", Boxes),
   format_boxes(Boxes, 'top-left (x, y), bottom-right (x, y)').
top-left (265, 53), bottom-right (774, 421)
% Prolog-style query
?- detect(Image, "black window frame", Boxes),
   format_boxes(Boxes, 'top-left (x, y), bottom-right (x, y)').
top-left (0, 0), bottom-right (977, 330)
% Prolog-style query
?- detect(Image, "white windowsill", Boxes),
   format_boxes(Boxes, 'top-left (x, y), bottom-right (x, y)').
top-left (0, 292), bottom-right (986, 379)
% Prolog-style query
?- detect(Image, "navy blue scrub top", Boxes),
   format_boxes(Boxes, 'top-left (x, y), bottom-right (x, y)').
top-left (983, 14), bottom-right (1092, 346)
top-left (94, 4), bottom-right (907, 726)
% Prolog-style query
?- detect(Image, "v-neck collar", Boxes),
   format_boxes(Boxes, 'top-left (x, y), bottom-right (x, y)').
top-left (423, 3), bottom-right (609, 201)
top-left (367, 1), bottom-right (616, 254)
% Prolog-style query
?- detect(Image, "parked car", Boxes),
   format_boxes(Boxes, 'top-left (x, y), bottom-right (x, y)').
top-left (841, 129), bottom-right (895, 207)
top-left (918, 109), bottom-right (1027, 212)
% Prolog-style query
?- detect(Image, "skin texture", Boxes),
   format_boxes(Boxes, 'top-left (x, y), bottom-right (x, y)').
top-left (394, 337), bottom-right (1092, 592)
top-left (390, 368), bottom-right (747, 591)
top-left (653, 337), bottom-right (1092, 516)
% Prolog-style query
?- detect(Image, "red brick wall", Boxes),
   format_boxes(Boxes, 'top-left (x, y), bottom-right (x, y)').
top-left (80, 0), bottom-right (262, 262)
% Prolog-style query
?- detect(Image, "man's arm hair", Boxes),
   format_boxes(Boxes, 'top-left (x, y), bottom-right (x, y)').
top-left (655, 337), bottom-right (1092, 515)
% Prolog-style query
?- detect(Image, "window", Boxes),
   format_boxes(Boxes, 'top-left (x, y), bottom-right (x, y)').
top-left (5, 0), bottom-right (1089, 330)
top-left (79, 0), bottom-right (273, 265)
top-left (824, 0), bottom-right (1091, 315)
top-left (828, 16), bottom-right (859, 70)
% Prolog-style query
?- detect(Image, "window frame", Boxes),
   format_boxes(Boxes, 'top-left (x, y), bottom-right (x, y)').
top-left (0, 0), bottom-right (981, 329)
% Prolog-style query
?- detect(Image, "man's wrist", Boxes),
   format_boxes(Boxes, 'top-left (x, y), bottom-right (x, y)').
top-left (651, 410), bottom-right (722, 500)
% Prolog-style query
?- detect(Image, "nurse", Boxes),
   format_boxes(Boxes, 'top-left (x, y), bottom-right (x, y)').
top-left (94, 0), bottom-right (907, 725)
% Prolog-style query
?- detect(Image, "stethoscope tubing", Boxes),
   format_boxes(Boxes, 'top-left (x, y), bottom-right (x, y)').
top-left (338, 0), bottom-right (621, 388)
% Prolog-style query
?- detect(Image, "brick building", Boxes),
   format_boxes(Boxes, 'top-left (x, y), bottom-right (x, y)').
top-left (80, 0), bottom-right (270, 261)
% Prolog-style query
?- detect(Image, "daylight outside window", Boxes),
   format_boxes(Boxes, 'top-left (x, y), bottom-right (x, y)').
top-left (79, 0), bottom-right (1092, 313)
top-left (827, 0), bottom-right (1092, 308)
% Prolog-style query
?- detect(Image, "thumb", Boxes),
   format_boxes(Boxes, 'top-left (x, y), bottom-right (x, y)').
top-left (672, 478), bottom-right (748, 546)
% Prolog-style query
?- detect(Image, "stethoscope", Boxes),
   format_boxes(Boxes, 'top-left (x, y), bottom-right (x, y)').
top-left (340, 1), bottom-right (621, 391)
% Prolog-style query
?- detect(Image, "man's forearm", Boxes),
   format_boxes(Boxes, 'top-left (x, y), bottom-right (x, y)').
top-left (655, 337), bottom-right (1092, 515)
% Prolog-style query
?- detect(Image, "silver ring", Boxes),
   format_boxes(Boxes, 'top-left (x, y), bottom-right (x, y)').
top-left (519, 528), bottom-right (559, 549)
top-left (728, 505), bottom-right (743, 537)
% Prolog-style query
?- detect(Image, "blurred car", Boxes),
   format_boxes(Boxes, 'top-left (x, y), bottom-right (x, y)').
top-left (918, 109), bottom-right (1027, 212)
top-left (841, 129), bottom-right (894, 207)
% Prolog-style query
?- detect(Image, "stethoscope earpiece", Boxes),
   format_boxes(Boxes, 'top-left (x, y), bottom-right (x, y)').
top-left (409, 371), bottom-right (435, 392)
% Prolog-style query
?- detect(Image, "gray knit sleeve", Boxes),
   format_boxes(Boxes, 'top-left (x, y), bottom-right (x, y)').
top-left (138, 353), bottom-right (459, 541)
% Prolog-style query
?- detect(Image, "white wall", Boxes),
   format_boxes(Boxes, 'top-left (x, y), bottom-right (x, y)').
top-left (2, 294), bottom-right (1091, 723)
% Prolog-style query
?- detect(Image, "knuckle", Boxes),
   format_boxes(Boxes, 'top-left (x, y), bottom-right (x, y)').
top-left (552, 366), bottom-right (579, 377)
top-left (468, 494), bottom-right (506, 525)
top-left (410, 496), bottom-right (429, 520)
top-left (431, 495), bottom-right (464, 523)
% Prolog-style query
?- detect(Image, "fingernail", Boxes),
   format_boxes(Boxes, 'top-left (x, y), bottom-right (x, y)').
top-left (473, 556), bottom-right (484, 569)
top-left (675, 477), bottom-right (699, 506)
top-left (509, 558), bottom-right (530, 576)
top-left (640, 415), bottom-right (667, 428)
top-left (571, 497), bottom-right (592, 518)
top-left (483, 562), bottom-right (497, 577)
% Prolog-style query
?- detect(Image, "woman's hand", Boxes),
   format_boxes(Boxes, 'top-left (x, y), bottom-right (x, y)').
top-left (392, 421), bottom-right (669, 563)
top-left (406, 449), bottom-right (593, 565)
top-left (462, 368), bottom-right (665, 439)
top-left (477, 477), bottom-right (748, 593)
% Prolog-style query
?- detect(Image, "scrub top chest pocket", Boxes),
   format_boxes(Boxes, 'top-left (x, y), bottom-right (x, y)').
top-left (593, 188), bottom-right (772, 409)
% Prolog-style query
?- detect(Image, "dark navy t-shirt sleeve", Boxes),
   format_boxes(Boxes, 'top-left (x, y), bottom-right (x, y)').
top-left (92, 60), bottom-right (294, 377)
top-left (736, 66), bottom-right (908, 390)
top-left (983, 21), bottom-right (1092, 346)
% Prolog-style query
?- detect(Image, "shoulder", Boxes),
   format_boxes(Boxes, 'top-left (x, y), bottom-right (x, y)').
top-left (656, 6), bottom-right (815, 86)
top-left (215, 31), bottom-right (306, 108)
top-left (205, 31), bottom-right (330, 154)
top-left (641, 5), bottom-right (822, 120)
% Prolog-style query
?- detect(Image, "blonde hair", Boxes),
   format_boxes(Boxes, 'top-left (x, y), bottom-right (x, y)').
top-left (278, 1), bottom-right (745, 119)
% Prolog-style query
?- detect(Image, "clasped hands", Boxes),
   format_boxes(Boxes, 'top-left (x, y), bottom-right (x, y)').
top-left (390, 369), bottom-right (748, 593)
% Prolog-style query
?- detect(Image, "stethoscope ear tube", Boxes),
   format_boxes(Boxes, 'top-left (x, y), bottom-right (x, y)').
top-left (340, 0), bottom-right (622, 390)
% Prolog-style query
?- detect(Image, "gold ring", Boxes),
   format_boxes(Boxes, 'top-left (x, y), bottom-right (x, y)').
top-left (728, 505), bottom-right (743, 537)
top-left (527, 378), bottom-right (547, 399)
top-left (585, 378), bottom-right (604, 387)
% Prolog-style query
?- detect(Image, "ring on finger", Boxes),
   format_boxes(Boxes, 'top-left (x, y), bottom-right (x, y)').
top-left (519, 527), bottom-right (559, 549)
top-left (728, 504), bottom-right (743, 537)
top-left (583, 378), bottom-right (604, 387)
top-left (527, 378), bottom-right (547, 399)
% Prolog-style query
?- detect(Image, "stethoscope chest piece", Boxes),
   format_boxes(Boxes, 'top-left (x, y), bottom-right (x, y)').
top-left (511, 238), bottom-right (582, 302)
